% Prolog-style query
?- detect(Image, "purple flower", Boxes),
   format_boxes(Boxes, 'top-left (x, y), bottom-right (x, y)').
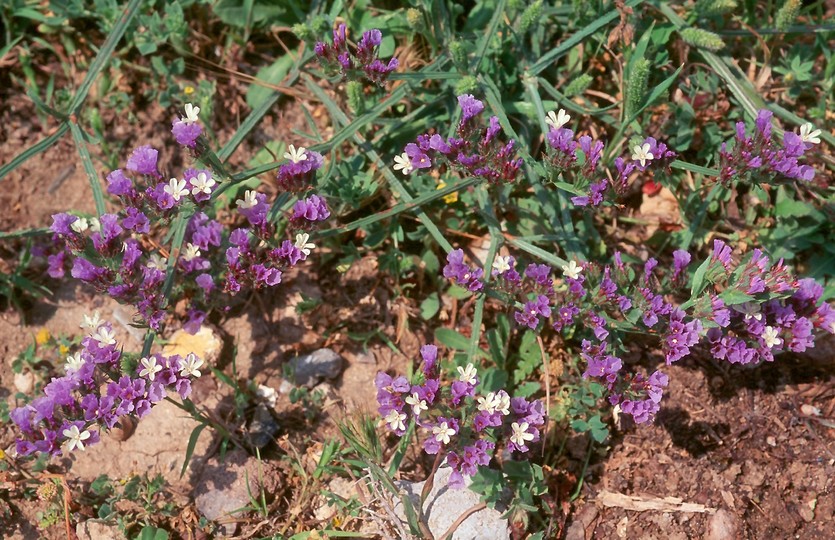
top-left (122, 207), bottom-right (150, 234)
top-left (47, 251), bottom-right (67, 278)
top-left (457, 94), bottom-right (484, 124)
top-left (172, 119), bottom-right (202, 148)
top-left (126, 145), bottom-right (160, 177)
top-left (106, 169), bottom-right (134, 197)
top-left (291, 195), bottom-right (331, 224)
top-left (51, 213), bottom-right (79, 236)
top-left (442, 249), bottom-right (484, 292)
top-left (672, 250), bottom-right (691, 280)
top-left (420, 344), bottom-right (438, 376)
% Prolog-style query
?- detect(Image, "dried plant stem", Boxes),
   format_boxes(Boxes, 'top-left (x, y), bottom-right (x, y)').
top-left (536, 335), bottom-right (551, 457)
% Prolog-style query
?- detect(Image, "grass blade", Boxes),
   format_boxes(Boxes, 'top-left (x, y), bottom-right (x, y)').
top-left (530, 0), bottom-right (645, 75)
top-left (69, 121), bottom-right (106, 216)
top-left (0, 123), bottom-right (69, 181)
top-left (68, 0), bottom-right (143, 114)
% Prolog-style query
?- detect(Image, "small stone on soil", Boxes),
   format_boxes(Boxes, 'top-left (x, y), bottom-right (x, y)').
top-left (289, 348), bottom-right (344, 388)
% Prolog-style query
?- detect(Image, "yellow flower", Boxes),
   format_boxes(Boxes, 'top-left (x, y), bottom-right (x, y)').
top-left (437, 181), bottom-right (459, 204)
top-left (58, 344), bottom-right (70, 356)
top-left (183, 85), bottom-right (195, 95)
top-left (35, 328), bottom-right (50, 345)
top-left (0, 448), bottom-right (6, 459)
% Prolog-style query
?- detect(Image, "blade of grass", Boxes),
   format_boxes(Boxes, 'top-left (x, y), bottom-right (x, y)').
top-left (69, 121), bottom-right (106, 216)
top-left (507, 237), bottom-right (568, 268)
top-left (0, 228), bottom-right (50, 239)
top-left (470, 0), bottom-right (507, 73)
top-left (302, 75), bottom-right (454, 253)
top-left (468, 188), bottom-right (501, 363)
top-left (0, 123), bottom-right (69, 181)
top-left (318, 176), bottom-right (480, 238)
top-left (68, 0), bottom-right (143, 114)
top-left (530, 0), bottom-right (645, 75)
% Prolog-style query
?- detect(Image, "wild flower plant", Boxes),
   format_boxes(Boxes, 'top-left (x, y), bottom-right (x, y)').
top-left (314, 24), bottom-right (399, 85)
top-left (444, 241), bottom-right (834, 424)
top-left (10, 314), bottom-right (203, 456)
top-left (46, 104), bottom-right (330, 333)
top-left (376, 344), bottom-right (545, 488)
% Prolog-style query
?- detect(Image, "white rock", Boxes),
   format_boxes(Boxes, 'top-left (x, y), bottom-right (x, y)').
top-left (393, 467), bottom-right (510, 540)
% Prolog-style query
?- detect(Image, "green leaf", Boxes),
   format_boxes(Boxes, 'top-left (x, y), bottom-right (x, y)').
top-left (434, 328), bottom-right (470, 351)
top-left (719, 289), bottom-right (755, 306)
top-left (690, 257), bottom-right (712, 297)
top-left (180, 423), bottom-right (208, 478)
top-left (246, 54), bottom-right (294, 110)
top-left (420, 292), bottom-right (440, 320)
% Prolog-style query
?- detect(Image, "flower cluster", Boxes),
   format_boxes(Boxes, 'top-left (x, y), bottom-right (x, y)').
top-left (314, 24), bottom-right (399, 85)
top-left (442, 249), bottom-right (484, 292)
top-left (276, 144), bottom-right (326, 193)
top-left (10, 315), bottom-right (204, 456)
top-left (47, 106), bottom-right (330, 331)
top-left (394, 94), bottom-right (523, 184)
top-left (719, 109), bottom-right (818, 184)
top-left (375, 345), bottom-right (545, 488)
top-left (171, 103), bottom-right (203, 148)
top-left (542, 108), bottom-right (677, 207)
top-left (487, 241), bottom-right (833, 424)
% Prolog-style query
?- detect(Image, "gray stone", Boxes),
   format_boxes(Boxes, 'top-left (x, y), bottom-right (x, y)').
top-left (76, 519), bottom-right (125, 540)
top-left (247, 403), bottom-right (280, 449)
top-left (394, 467), bottom-right (510, 540)
top-left (193, 449), bottom-right (263, 535)
top-left (289, 348), bottom-right (344, 387)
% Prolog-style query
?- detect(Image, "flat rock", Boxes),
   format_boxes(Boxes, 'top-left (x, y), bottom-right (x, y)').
top-left (394, 467), bottom-right (510, 540)
top-left (162, 325), bottom-right (222, 365)
top-left (193, 449), bottom-right (264, 535)
top-left (76, 519), bottom-right (125, 540)
top-left (247, 403), bottom-right (280, 449)
top-left (290, 348), bottom-right (344, 387)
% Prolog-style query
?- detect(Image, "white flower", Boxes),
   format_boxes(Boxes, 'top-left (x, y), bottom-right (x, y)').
top-left (182, 243), bottom-right (201, 262)
top-left (88, 217), bottom-right (101, 233)
top-left (457, 363), bottom-right (478, 385)
top-left (495, 392), bottom-right (511, 416)
top-left (80, 311), bottom-right (101, 332)
top-left (561, 260), bottom-right (583, 280)
top-left (510, 421), bottom-right (534, 447)
top-left (92, 326), bottom-right (116, 346)
top-left (492, 255), bottom-right (512, 274)
top-left (146, 253), bottom-right (167, 271)
top-left (284, 144), bottom-right (308, 164)
top-left (164, 178), bottom-right (189, 202)
top-left (236, 190), bottom-right (259, 210)
top-left (384, 409), bottom-right (407, 432)
top-left (631, 143), bottom-right (654, 167)
top-left (829, 321), bottom-right (835, 334)
top-left (65, 352), bottom-right (85, 372)
top-left (546, 109), bottom-right (570, 130)
top-left (70, 217), bottom-right (89, 233)
top-left (799, 123), bottom-right (821, 145)
top-left (191, 171), bottom-right (216, 196)
top-left (62, 424), bottom-right (91, 452)
top-left (405, 392), bottom-right (428, 416)
top-left (734, 302), bottom-right (762, 321)
top-left (762, 326), bottom-right (782, 349)
top-left (432, 421), bottom-right (456, 445)
top-left (477, 392), bottom-right (501, 414)
top-left (183, 103), bottom-right (200, 125)
top-left (295, 233), bottom-right (315, 257)
top-left (393, 152), bottom-right (414, 175)
top-left (179, 353), bottom-right (204, 378)
top-left (139, 356), bottom-right (163, 381)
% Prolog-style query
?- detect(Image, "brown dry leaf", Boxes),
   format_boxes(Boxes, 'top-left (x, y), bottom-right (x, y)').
top-left (638, 185), bottom-right (682, 237)
top-left (607, 0), bottom-right (634, 48)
